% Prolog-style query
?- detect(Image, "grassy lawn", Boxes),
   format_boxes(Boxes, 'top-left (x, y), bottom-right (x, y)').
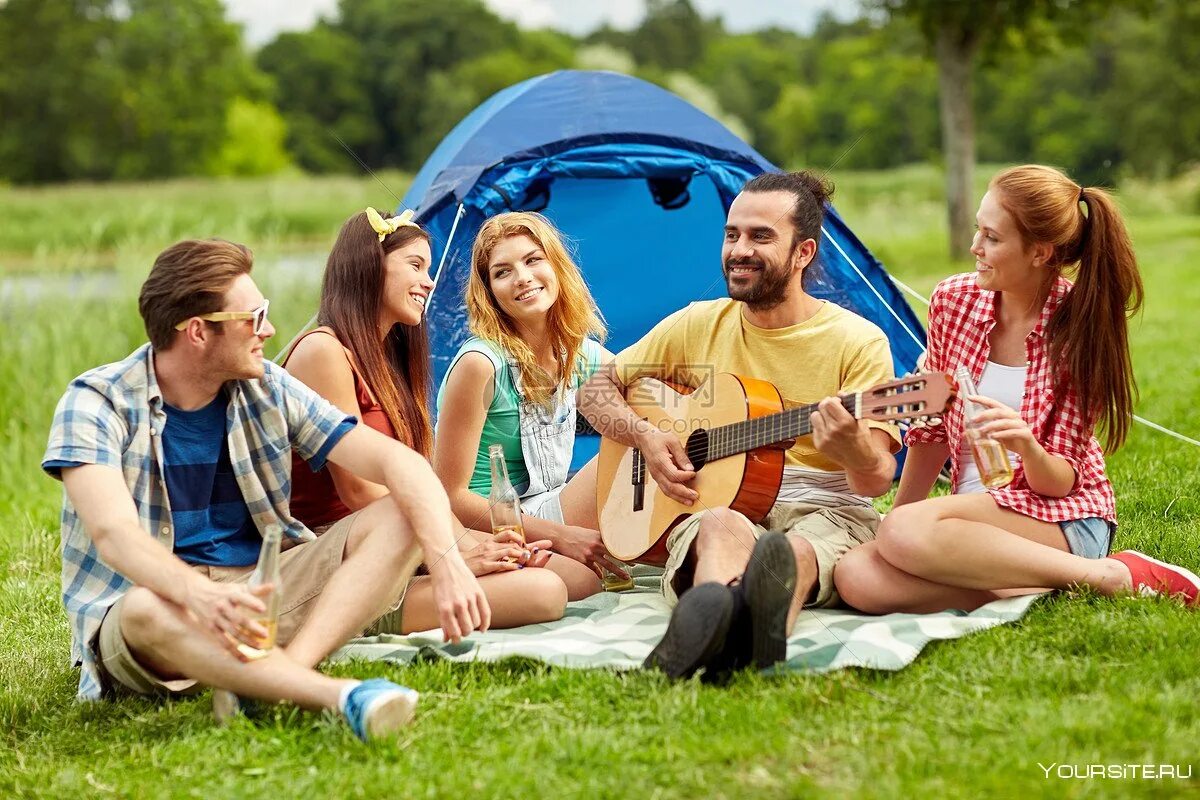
top-left (1, 166), bottom-right (1197, 797)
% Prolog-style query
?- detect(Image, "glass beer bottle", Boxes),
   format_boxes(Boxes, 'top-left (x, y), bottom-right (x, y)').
top-left (955, 366), bottom-right (1014, 489)
top-left (214, 525), bottom-right (282, 724)
top-left (488, 444), bottom-right (526, 557)
top-left (236, 524), bottom-right (282, 660)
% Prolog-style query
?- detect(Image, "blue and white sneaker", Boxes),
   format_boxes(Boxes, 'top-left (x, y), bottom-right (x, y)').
top-left (341, 678), bottom-right (420, 741)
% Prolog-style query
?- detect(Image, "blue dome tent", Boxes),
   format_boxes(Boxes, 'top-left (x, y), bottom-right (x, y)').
top-left (402, 70), bottom-right (928, 471)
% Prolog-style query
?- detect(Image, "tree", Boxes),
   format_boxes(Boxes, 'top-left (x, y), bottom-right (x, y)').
top-left (334, 0), bottom-right (519, 167)
top-left (629, 0), bottom-right (717, 72)
top-left (871, 0), bottom-right (1145, 259)
top-left (0, 0), bottom-right (122, 182)
top-left (0, 0), bottom-right (267, 182)
top-left (257, 26), bottom-right (379, 173)
top-left (109, 0), bottom-right (263, 178)
top-left (413, 32), bottom-right (576, 164)
top-left (206, 98), bottom-right (293, 176)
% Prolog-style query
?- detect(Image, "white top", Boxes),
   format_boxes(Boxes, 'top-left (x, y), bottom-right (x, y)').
top-left (955, 360), bottom-right (1027, 494)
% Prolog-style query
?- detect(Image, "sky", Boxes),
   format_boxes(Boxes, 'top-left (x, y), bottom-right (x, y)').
top-left (223, 0), bottom-right (861, 46)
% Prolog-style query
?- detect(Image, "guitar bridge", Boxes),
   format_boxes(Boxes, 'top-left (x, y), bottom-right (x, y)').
top-left (632, 448), bottom-right (645, 512)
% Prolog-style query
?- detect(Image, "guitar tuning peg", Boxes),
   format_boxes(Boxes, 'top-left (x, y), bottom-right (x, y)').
top-left (909, 417), bottom-right (926, 429)
top-left (927, 416), bottom-right (942, 426)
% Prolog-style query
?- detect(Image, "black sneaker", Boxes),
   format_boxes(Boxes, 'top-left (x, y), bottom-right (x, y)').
top-left (698, 582), bottom-right (752, 685)
top-left (742, 532), bottom-right (796, 670)
top-left (644, 582), bottom-right (734, 680)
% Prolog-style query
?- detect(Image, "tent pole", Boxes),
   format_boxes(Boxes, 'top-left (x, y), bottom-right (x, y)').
top-left (426, 204), bottom-right (466, 309)
top-left (820, 227), bottom-right (927, 352)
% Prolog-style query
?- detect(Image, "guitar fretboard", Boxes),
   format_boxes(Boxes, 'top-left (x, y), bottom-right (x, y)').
top-left (695, 393), bottom-right (860, 462)
top-left (631, 393), bottom-right (861, 487)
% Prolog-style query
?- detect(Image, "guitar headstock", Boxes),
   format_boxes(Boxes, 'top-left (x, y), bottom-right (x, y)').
top-left (858, 371), bottom-right (956, 427)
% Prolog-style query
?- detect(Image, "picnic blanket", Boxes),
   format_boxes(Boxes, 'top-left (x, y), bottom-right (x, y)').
top-left (332, 567), bottom-right (1043, 674)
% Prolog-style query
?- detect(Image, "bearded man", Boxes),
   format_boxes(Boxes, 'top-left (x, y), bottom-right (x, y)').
top-left (578, 171), bottom-right (901, 681)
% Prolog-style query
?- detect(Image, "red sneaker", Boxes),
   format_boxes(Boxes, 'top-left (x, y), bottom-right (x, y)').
top-left (1108, 551), bottom-right (1200, 607)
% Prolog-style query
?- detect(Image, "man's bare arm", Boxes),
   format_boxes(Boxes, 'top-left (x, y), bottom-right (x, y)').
top-left (62, 465), bottom-right (267, 655)
top-left (577, 363), bottom-right (698, 505)
top-left (324, 425), bottom-right (458, 561)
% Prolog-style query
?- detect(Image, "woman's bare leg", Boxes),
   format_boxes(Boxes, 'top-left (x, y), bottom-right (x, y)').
top-left (398, 569), bottom-right (569, 633)
top-left (873, 494), bottom-right (1130, 594)
top-left (835, 541), bottom-right (1018, 614)
top-left (541, 552), bottom-right (603, 600)
top-left (558, 456), bottom-right (599, 530)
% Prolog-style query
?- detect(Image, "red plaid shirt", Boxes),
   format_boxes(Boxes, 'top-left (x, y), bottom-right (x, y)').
top-left (906, 273), bottom-right (1116, 523)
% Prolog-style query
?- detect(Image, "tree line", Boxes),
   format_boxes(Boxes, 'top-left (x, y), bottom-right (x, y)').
top-left (2, 0), bottom-right (1197, 190)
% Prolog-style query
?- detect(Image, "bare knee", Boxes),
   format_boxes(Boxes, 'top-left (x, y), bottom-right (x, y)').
top-left (523, 569), bottom-right (569, 622)
top-left (833, 544), bottom-right (888, 613)
top-left (780, 535), bottom-right (817, 595)
top-left (787, 535), bottom-right (817, 574)
top-left (351, 500), bottom-right (422, 566)
top-left (695, 508), bottom-right (753, 555)
top-left (119, 587), bottom-right (188, 651)
top-left (875, 504), bottom-right (940, 571)
top-left (546, 554), bottom-right (602, 601)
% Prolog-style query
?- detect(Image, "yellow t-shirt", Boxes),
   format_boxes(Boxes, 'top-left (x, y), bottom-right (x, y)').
top-left (614, 298), bottom-right (901, 474)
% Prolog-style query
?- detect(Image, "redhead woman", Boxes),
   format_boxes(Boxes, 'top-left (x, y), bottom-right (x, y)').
top-left (283, 208), bottom-right (572, 632)
top-left (434, 212), bottom-right (626, 599)
top-left (834, 165), bottom-right (1199, 612)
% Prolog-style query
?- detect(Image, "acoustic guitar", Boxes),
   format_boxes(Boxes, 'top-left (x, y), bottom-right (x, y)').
top-left (596, 371), bottom-right (956, 564)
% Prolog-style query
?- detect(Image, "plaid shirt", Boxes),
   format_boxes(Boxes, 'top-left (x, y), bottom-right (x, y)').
top-left (906, 273), bottom-right (1116, 524)
top-left (42, 344), bottom-right (355, 701)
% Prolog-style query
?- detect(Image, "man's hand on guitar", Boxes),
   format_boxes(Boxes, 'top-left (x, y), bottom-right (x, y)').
top-left (636, 427), bottom-right (698, 506)
top-left (810, 396), bottom-right (877, 470)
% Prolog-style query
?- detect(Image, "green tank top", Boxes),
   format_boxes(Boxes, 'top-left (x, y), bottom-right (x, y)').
top-left (435, 337), bottom-right (605, 496)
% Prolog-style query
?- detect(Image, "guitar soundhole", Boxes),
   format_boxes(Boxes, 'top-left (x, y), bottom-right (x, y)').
top-left (685, 429), bottom-right (709, 471)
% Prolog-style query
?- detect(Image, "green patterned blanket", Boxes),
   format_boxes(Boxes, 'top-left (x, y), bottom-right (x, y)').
top-left (331, 568), bottom-right (1042, 674)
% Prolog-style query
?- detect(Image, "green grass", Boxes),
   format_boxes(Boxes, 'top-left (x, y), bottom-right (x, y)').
top-left (0, 171), bottom-right (410, 273)
top-left (2, 166), bottom-right (1198, 797)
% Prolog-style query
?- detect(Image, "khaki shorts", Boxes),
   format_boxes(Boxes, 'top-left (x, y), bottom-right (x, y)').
top-left (95, 510), bottom-right (412, 697)
top-left (661, 501), bottom-right (881, 610)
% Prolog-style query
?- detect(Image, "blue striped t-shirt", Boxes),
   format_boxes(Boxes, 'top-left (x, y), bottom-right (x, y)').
top-left (162, 393), bottom-right (260, 567)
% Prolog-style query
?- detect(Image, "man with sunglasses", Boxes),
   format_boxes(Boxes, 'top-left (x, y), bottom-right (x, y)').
top-left (43, 239), bottom-right (489, 741)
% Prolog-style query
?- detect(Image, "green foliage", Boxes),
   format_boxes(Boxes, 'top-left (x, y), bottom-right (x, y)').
top-left (629, 0), bottom-right (715, 72)
top-left (2, 0), bottom-right (1197, 186)
top-left (256, 26), bottom-right (378, 173)
top-left (0, 0), bottom-right (266, 183)
top-left (337, 0), bottom-right (520, 166)
top-left (0, 0), bottom-right (123, 182)
top-left (414, 38), bottom-right (576, 162)
top-left (206, 99), bottom-right (293, 177)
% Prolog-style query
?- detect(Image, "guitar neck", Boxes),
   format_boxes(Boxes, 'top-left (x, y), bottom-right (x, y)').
top-left (700, 393), bottom-right (860, 462)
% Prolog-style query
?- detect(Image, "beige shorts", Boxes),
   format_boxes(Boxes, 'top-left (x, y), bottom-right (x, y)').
top-left (661, 501), bottom-right (881, 610)
top-left (95, 510), bottom-right (411, 697)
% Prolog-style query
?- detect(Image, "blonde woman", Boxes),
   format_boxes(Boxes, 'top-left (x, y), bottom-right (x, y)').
top-left (434, 212), bottom-right (627, 598)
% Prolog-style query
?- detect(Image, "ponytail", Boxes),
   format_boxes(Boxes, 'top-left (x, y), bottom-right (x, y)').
top-left (1046, 187), bottom-right (1143, 452)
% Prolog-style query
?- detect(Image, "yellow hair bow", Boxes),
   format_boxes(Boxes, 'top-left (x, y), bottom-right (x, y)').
top-left (365, 207), bottom-right (419, 242)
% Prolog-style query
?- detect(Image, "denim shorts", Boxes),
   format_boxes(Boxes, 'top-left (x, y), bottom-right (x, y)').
top-left (1060, 517), bottom-right (1114, 559)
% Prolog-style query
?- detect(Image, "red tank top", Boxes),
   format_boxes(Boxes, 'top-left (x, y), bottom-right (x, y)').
top-left (284, 328), bottom-right (398, 529)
